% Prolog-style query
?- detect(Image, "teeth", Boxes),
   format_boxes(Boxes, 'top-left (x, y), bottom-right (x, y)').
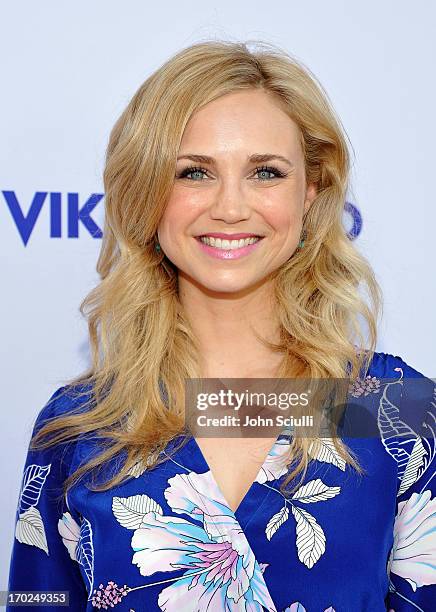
top-left (199, 236), bottom-right (260, 249)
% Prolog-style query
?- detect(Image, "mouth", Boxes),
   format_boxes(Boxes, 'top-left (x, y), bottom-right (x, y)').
top-left (195, 235), bottom-right (264, 250)
top-left (193, 234), bottom-right (265, 260)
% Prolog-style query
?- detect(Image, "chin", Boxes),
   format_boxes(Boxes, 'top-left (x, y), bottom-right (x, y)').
top-left (178, 265), bottom-right (268, 293)
top-left (199, 275), bottom-right (266, 295)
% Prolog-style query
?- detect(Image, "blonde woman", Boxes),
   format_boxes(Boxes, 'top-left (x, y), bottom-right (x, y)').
top-left (7, 40), bottom-right (436, 612)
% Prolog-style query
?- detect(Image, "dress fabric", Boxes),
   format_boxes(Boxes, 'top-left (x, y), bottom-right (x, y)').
top-left (7, 351), bottom-right (436, 611)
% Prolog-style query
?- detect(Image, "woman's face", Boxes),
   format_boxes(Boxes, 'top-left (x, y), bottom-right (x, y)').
top-left (158, 89), bottom-right (317, 294)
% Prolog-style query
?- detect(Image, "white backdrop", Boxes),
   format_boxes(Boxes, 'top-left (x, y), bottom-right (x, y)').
top-left (1, 0), bottom-right (435, 588)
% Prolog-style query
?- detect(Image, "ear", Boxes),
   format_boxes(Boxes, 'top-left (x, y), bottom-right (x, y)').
top-left (303, 182), bottom-right (317, 215)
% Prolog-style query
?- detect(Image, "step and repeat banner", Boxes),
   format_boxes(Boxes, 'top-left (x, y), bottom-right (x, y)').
top-left (1, 1), bottom-right (435, 587)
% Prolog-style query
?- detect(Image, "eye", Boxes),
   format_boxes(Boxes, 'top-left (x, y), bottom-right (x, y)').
top-left (253, 165), bottom-right (287, 180)
top-left (175, 164), bottom-right (288, 182)
top-left (176, 166), bottom-right (209, 181)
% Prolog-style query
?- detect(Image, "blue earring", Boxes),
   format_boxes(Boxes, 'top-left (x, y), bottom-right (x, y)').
top-left (155, 240), bottom-right (161, 253)
top-left (298, 229), bottom-right (307, 249)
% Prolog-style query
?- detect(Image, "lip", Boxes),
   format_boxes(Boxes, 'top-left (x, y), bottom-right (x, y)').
top-left (194, 235), bottom-right (264, 260)
top-left (196, 232), bottom-right (263, 239)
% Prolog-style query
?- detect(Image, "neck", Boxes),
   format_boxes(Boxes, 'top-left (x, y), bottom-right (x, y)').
top-left (178, 273), bottom-right (286, 379)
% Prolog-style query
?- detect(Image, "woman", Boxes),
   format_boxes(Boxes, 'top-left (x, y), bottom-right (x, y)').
top-left (7, 40), bottom-right (436, 611)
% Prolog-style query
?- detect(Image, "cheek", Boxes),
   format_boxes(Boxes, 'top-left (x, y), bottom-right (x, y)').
top-left (158, 195), bottom-right (196, 246)
top-left (163, 192), bottom-right (201, 225)
top-left (264, 204), bottom-right (301, 234)
top-left (260, 185), bottom-right (305, 230)
top-left (168, 187), bottom-right (204, 212)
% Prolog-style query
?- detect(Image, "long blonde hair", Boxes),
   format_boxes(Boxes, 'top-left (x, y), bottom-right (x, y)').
top-left (31, 39), bottom-right (382, 500)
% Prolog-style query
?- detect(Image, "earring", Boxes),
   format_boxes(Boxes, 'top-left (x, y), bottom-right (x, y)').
top-left (155, 240), bottom-right (161, 253)
top-left (298, 229), bottom-right (307, 249)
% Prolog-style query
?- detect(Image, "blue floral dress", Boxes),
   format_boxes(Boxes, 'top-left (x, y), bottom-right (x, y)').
top-left (7, 352), bottom-right (436, 611)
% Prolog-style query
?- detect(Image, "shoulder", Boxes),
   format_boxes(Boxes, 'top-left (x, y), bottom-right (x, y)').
top-left (25, 383), bottom-right (97, 486)
top-left (366, 350), bottom-right (431, 380)
top-left (33, 382), bottom-right (96, 434)
top-left (367, 350), bottom-right (434, 404)
top-left (367, 351), bottom-right (435, 436)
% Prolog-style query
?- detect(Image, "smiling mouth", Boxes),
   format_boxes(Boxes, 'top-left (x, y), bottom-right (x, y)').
top-left (196, 235), bottom-right (263, 250)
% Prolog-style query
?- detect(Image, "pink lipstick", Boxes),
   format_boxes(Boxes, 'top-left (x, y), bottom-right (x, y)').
top-left (194, 235), bottom-right (264, 260)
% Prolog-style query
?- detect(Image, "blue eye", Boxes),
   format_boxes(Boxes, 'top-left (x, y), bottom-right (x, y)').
top-left (176, 166), bottom-right (208, 181)
top-left (176, 165), bottom-right (287, 181)
top-left (254, 166), bottom-right (287, 180)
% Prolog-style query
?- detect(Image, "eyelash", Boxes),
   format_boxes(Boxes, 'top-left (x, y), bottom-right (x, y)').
top-left (176, 165), bottom-right (288, 181)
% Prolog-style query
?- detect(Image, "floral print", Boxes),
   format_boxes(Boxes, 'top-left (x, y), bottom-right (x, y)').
top-left (388, 490), bottom-right (436, 592)
top-left (92, 582), bottom-right (130, 609)
top-left (348, 375), bottom-right (381, 397)
top-left (57, 511), bottom-right (95, 598)
top-left (7, 352), bottom-right (436, 611)
top-left (14, 463), bottom-right (51, 555)
top-left (108, 471), bottom-right (276, 610)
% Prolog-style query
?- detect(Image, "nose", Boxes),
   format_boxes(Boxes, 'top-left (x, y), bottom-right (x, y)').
top-left (208, 178), bottom-right (252, 224)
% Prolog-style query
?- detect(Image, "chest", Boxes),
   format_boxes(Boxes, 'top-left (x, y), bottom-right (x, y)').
top-left (193, 436), bottom-right (280, 514)
top-left (68, 435), bottom-right (398, 611)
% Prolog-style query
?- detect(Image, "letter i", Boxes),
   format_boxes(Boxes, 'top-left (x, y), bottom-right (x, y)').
top-left (50, 192), bottom-right (62, 238)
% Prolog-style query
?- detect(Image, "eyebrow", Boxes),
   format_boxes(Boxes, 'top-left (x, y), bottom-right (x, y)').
top-left (176, 153), bottom-right (294, 168)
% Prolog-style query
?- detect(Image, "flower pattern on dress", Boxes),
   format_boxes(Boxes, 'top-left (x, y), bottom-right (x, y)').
top-left (258, 436), bottom-right (341, 568)
top-left (283, 604), bottom-right (336, 612)
top-left (109, 470), bottom-right (276, 611)
top-left (8, 354), bottom-right (436, 611)
top-left (14, 463), bottom-right (51, 554)
top-left (387, 490), bottom-right (436, 592)
top-left (91, 581), bottom-right (129, 609)
top-left (378, 369), bottom-right (436, 607)
top-left (58, 511), bottom-right (95, 599)
top-left (348, 375), bottom-right (381, 397)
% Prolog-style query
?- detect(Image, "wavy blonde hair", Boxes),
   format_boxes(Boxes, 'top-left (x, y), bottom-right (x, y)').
top-left (31, 39), bottom-right (382, 501)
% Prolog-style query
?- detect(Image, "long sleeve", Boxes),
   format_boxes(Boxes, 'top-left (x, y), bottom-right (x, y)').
top-left (385, 356), bottom-right (436, 611)
top-left (7, 386), bottom-right (88, 611)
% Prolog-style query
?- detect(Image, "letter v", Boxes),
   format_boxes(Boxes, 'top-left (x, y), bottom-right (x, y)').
top-left (2, 191), bottom-right (47, 246)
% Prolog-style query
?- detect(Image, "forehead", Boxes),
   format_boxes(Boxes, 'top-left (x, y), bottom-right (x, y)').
top-left (178, 89), bottom-right (302, 158)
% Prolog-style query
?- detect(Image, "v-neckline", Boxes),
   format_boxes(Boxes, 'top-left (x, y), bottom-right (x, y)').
top-left (180, 430), bottom-right (291, 612)
top-left (186, 429), bottom-right (292, 518)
